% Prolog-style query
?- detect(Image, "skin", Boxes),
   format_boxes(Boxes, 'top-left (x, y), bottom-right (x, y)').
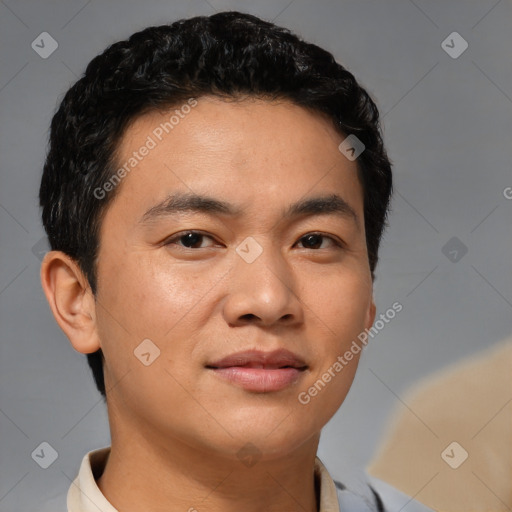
top-left (41, 96), bottom-right (376, 512)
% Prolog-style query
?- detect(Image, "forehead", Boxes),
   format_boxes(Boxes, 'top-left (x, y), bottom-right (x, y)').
top-left (118, 96), bottom-right (342, 160)
top-left (106, 96), bottom-right (363, 226)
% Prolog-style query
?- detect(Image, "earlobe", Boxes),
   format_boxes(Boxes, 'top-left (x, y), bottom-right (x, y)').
top-left (40, 251), bottom-right (101, 354)
top-left (366, 297), bottom-right (377, 331)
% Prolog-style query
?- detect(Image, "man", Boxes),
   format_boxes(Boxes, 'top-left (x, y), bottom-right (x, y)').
top-left (39, 11), bottom-right (432, 511)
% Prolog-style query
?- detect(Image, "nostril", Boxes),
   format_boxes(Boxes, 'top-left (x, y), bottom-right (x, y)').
top-left (240, 313), bottom-right (259, 321)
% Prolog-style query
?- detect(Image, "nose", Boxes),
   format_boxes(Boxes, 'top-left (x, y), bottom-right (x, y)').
top-left (222, 243), bottom-right (304, 328)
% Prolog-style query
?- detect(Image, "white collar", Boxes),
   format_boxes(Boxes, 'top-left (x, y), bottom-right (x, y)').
top-left (67, 446), bottom-right (342, 512)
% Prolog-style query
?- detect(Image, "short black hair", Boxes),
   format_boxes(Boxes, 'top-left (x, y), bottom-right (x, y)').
top-left (39, 11), bottom-right (393, 399)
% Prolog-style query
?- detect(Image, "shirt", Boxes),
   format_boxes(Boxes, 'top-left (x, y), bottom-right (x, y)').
top-left (66, 446), bottom-right (433, 512)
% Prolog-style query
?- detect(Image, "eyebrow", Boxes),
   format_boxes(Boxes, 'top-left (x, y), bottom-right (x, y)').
top-left (139, 192), bottom-right (359, 229)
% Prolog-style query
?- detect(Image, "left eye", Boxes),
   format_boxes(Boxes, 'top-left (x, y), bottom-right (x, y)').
top-left (296, 233), bottom-right (342, 250)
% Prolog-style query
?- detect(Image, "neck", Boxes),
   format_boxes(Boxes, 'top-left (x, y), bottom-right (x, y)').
top-left (97, 418), bottom-right (321, 512)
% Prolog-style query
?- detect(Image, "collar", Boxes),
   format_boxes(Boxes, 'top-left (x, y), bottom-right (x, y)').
top-left (67, 446), bottom-right (341, 512)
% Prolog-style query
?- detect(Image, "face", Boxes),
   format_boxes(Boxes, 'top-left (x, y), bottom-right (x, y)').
top-left (92, 96), bottom-right (376, 460)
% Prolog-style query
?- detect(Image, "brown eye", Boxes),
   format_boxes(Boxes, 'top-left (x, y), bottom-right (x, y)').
top-left (297, 233), bottom-right (342, 250)
top-left (165, 231), bottom-right (215, 249)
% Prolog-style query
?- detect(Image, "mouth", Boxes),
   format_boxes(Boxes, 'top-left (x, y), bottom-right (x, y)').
top-left (205, 349), bottom-right (308, 392)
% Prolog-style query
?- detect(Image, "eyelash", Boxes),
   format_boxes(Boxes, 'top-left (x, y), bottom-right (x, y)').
top-left (163, 230), bottom-right (344, 251)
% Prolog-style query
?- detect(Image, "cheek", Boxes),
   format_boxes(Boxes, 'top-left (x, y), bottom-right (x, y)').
top-left (295, 265), bottom-right (371, 414)
top-left (105, 356), bottom-right (214, 449)
top-left (300, 264), bottom-right (372, 348)
top-left (295, 353), bottom-right (360, 436)
top-left (95, 251), bottom-right (221, 397)
top-left (98, 250), bottom-right (214, 339)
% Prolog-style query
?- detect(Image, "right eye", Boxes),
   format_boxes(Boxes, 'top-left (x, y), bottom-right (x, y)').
top-left (163, 231), bottom-right (217, 249)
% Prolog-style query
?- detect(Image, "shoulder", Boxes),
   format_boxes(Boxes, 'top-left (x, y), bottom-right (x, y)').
top-left (333, 476), bottom-right (434, 512)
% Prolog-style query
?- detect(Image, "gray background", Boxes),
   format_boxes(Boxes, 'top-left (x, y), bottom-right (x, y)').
top-left (1, 0), bottom-right (511, 510)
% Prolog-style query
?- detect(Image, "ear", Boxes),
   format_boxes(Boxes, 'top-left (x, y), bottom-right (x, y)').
top-left (365, 295), bottom-right (377, 332)
top-left (40, 251), bottom-right (101, 354)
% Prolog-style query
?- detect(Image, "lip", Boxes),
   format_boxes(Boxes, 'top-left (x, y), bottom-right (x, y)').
top-left (206, 349), bottom-right (308, 393)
